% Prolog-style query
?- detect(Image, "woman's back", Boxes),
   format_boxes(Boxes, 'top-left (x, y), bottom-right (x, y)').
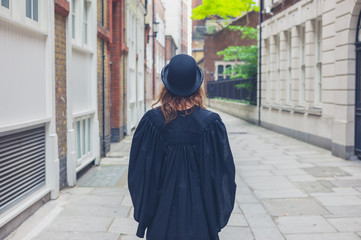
top-left (128, 106), bottom-right (236, 240)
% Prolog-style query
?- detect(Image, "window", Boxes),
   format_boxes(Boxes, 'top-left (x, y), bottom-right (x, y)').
top-left (225, 65), bottom-right (232, 80)
top-left (75, 116), bottom-right (91, 160)
top-left (26, 0), bottom-right (38, 22)
top-left (217, 65), bottom-right (224, 80)
top-left (215, 62), bottom-right (237, 80)
top-left (275, 34), bottom-right (281, 103)
top-left (299, 25), bottom-right (306, 105)
top-left (72, 0), bottom-right (76, 39)
top-left (315, 19), bottom-right (322, 106)
top-left (1, 0), bottom-right (9, 8)
top-left (83, 0), bottom-right (88, 44)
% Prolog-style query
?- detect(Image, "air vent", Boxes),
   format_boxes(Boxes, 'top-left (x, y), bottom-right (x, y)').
top-left (0, 126), bottom-right (46, 213)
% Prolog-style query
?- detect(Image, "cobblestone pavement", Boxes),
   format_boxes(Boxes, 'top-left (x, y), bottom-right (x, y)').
top-left (6, 108), bottom-right (361, 240)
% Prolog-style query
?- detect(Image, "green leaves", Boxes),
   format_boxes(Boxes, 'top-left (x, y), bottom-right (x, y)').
top-left (191, 0), bottom-right (259, 20)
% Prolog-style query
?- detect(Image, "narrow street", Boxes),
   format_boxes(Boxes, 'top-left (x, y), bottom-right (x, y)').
top-left (6, 108), bottom-right (361, 240)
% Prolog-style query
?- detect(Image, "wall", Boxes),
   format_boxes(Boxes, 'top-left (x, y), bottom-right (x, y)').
top-left (259, 0), bottom-right (361, 159)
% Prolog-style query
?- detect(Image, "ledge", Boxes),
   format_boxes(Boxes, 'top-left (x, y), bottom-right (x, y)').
top-left (55, 0), bottom-right (70, 17)
top-left (307, 107), bottom-right (322, 117)
top-left (97, 24), bottom-right (111, 43)
top-left (293, 106), bottom-right (306, 114)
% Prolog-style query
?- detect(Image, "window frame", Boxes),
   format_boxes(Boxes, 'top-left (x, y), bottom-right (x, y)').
top-left (25, 0), bottom-right (38, 22)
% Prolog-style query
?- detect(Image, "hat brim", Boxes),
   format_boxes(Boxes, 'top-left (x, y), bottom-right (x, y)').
top-left (161, 64), bottom-right (204, 97)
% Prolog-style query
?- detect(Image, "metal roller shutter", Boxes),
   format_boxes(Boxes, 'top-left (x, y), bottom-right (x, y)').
top-left (0, 126), bottom-right (46, 213)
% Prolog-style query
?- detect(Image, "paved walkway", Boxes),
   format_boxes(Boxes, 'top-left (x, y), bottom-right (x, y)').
top-left (6, 108), bottom-right (361, 240)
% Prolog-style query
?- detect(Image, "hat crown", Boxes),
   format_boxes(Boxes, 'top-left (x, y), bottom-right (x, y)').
top-left (167, 54), bottom-right (197, 90)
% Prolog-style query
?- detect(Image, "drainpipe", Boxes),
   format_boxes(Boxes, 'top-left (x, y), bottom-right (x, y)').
top-left (101, 0), bottom-right (106, 156)
top-left (122, 0), bottom-right (126, 136)
top-left (258, 0), bottom-right (263, 126)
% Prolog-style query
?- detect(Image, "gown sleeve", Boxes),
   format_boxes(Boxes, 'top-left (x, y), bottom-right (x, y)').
top-left (128, 112), bottom-right (164, 238)
top-left (199, 114), bottom-right (237, 234)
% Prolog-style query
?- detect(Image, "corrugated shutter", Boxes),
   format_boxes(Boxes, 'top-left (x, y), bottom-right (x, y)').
top-left (0, 126), bottom-right (46, 212)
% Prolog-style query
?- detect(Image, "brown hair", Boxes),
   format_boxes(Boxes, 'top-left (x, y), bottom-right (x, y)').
top-left (152, 85), bottom-right (206, 124)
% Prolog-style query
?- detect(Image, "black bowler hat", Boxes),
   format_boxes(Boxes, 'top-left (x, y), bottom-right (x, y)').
top-left (161, 54), bottom-right (203, 97)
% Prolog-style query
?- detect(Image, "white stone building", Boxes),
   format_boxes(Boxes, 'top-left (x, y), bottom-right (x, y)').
top-left (68, 0), bottom-right (99, 185)
top-left (260, 0), bottom-right (361, 159)
top-left (0, 0), bottom-right (59, 236)
top-left (126, 0), bottom-right (146, 133)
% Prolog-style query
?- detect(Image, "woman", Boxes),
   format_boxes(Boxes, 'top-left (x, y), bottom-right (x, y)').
top-left (128, 54), bottom-right (236, 240)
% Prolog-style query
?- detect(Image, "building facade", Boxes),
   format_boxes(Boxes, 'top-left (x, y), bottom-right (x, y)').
top-left (68, 0), bottom-right (100, 185)
top-left (203, 12), bottom-right (259, 84)
top-left (0, 1), bottom-right (59, 238)
top-left (260, 0), bottom-right (361, 159)
top-left (125, 0), bottom-right (146, 133)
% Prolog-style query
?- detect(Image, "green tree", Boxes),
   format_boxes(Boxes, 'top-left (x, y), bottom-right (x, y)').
top-left (192, 1), bottom-right (259, 104)
top-left (192, 0), bottom-right (259, 20)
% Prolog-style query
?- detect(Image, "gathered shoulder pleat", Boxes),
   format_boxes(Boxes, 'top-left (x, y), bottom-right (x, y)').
top-left (128, 111), bottom-right (164, 238)
top-left (198, 113), bottom-right (237, 234)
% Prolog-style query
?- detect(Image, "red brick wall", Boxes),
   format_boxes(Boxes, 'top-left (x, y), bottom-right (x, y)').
top-left (110, 0), bottom-right (126, 142)
top-left (203, 11), bottom-right (259, 88)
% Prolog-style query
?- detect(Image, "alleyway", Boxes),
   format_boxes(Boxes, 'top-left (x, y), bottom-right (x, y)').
top-left (5, 108), bottom-right (361, 240)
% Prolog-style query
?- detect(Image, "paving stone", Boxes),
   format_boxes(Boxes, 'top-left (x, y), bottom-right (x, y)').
top-left (328, 217), bottom-right (361, 231)
top-left (219, 226), bottom-right (254, 240)
top-left (121, 235), bottom-right (142, 240)
top-left (276, 216), bottom-right (337, 234)
top-left (254, 189), bottom-right (308, 199)
top-left (245, 214), bottom-right (277, 228)
top-left (302, 166), bottom-right (351, 178)
top-left (295, 180), bottom-right (335, 194)
top-left (34, 231), bottom-right (120, 240)
top-left (243, 176), bottom-right (296, 190)
top-left (271, 169), bottom-right (307, 176)
top-left (252, 227), bottom-right (285, 240)
top-left (108, 218), bottom-right (138, 235)
top-left (286, 175), bottom-right (317, 182)
top-left (227, 213), bottom-right (249, 227)
top-left (240, 203), bottom-right (268, 215)
top-left (46, 215), bottom-right (113, 232)
top-left (331, 179), bottom-right (361, 188)
top-left (324, 205), bottom-right (361, 218)
top-left (311, 187), bottom-right (361, 196)
top-left (314, 195), bottom-right (361, 206)
top-left (285, 232), bottom-right (361, 240)
top-left (61, 204), bottom-right (131, 218)
top-left (263, 198), bottom-right (329, 217)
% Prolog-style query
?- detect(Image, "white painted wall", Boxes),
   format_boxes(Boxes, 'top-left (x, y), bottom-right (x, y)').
top-left (0, 0), bottom-right (59, 228)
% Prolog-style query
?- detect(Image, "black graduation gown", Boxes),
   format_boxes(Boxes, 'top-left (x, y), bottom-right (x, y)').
top-left (128, 106), bottom-right (236, 240)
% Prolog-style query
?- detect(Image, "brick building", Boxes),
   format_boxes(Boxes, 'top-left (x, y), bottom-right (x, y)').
top-left (259, 0), bottom-right (361, 159)
top-left (191, 0), bottom-right (205, 63)
top-left (203, 11), bottom-right (259, 87)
